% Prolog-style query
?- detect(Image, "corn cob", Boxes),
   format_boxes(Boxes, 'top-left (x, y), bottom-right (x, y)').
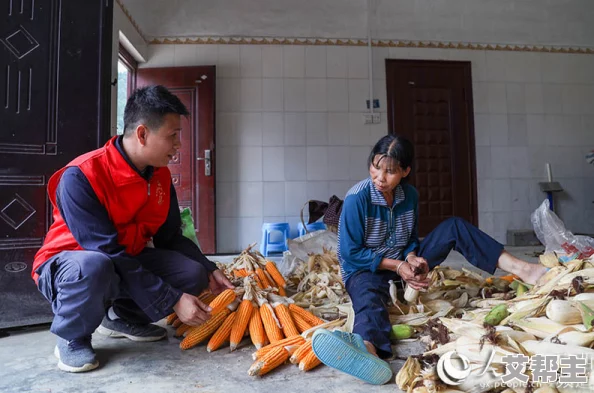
top-left (290, 339), bottom-right (312, 364)
top-left (179, 308), bottom-right (231, 350)
top-left (290, 310), bottom-right (313, 333)
top-left (198, 291), bottom-right (211, 301)
top-left (230, 299), bottom-right (254, 351)
top-left (252, 335), bottom-right (306, 360)
top-left (234, 268), bottom-right (248, 277)
top-left (274, 303), bottom-right (300, 337)
top-left (252, 274), bottom-right (265, 290)
top-left (209, 289), bottom-right (236, 315)
top-left (277, 286), bottom-right (287, 296)
top-left (260, 303), bottom-right (284, 343)
top-left (249, 307), bottom-right (267, 349)
top-left (298, 347), bottom-right (321, 371)
top-left (288, 304), bottom-right (324, 326)
top-left (255, 268), bottom-right (274, 289)
top-left (172, 317), bottom-right (183, 328)
top-left (207, 311), bottom-right (236, 352)
top-left (175, 323), bottom-right (191, 337)
top-left (265, 261), bottom-right (286, 289)
top-left (248, 346), bottom-right (290, 377)
top-left (166, 312), bottom-right (178, 325)
top-left (200, 292), bottom-right (218, 305)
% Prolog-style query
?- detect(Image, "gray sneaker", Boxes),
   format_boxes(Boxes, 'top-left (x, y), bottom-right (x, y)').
top-left (96, 316), bottom-right (167, 342)
top-left (54, 336), bottom-right (99, 373)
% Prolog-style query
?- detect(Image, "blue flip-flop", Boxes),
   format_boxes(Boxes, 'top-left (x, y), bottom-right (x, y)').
top-left (311, 329), bottom-right (393, 385)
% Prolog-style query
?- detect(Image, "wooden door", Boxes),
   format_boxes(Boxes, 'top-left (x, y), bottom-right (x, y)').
top-left (0, 0), bottom-right (113, 328)
top-left (386, 60), bottom-right (477, 236)
top-left (136, 67), bottom-right (216, 254)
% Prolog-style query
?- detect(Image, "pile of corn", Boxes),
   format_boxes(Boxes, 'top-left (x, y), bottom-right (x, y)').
top-left (165, 245), bottom-right (348, 377)
top-left (395, 254), bottom-right (594, 393)
top-left (218, 243), bottom-right (289, 296)
top-left (286, 248), bottom-right (350, 320)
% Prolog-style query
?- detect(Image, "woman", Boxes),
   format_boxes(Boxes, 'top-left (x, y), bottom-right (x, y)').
top-left (311, 135), bottom-right (547, 385)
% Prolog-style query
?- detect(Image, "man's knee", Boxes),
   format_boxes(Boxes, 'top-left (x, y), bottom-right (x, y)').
top-left (76, 251), bottom-right (116, 289)
top-left (180, 262), bottom-right (209, 295)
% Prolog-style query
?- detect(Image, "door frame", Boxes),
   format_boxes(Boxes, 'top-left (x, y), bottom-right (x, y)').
top-left (385, 59), bottom-right (478, 229)
top-left (136, 66), bottom-right (217, 253)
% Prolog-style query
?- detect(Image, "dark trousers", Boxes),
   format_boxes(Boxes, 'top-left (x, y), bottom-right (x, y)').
top-left (345, 217), bottom-right (503, 358)
top-left (35, 248), bottom-right (209, 341)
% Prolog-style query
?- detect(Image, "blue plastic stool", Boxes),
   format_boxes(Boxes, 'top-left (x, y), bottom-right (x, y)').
top-left (297, 222), bottom-right (327, 237)
top-left (260, 223), bottom-right (290, 257)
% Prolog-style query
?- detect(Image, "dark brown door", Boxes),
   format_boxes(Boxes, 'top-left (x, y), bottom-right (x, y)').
top-left (386, 60), bottom-right (477, 236)
top-left (137, 67), bottom-right (216, 254)
top-left (0, 0), bottom-right (113, 328)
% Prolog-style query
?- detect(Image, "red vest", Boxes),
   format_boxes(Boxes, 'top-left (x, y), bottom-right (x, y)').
top-left (32, 137), bottom-right (171, 282)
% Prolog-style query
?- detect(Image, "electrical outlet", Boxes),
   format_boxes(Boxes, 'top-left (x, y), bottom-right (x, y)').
top-left (363, 114), bottom-right (373, 124)
top-left (366, 99), bottom-right (380, 109)
top-left (371, 113), bottom-right (381, 124)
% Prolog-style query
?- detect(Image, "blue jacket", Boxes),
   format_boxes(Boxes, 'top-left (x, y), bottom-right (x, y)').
top-left (338, 178), bottom-right (419, 284)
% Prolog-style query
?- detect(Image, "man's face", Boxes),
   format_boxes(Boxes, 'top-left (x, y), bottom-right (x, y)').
top-left (143, 113), bottom-right (182, 168)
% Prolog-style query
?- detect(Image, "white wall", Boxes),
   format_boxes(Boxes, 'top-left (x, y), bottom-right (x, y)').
top-left (110, 2), bottom-right (148, 136)
top-left (120, 0), bottom-right (594, 47)
top-left (141, 44), bottom-right (594, 252)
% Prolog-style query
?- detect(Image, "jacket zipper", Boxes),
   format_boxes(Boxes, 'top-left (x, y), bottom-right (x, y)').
top-left (148, 182), bottom-right (151, 196)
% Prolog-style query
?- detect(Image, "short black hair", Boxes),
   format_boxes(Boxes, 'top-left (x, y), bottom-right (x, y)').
top-left (367, 135), bottom-right (414, 178)
top-left (123, 85), bottom-right (189, 135)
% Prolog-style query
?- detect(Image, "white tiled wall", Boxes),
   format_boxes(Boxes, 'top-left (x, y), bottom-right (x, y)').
top-left (141, 44), bottom-right (594, 252)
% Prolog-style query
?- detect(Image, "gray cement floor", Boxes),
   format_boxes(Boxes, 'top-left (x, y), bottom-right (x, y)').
top-left (0, 247), bottom-right (542, 393)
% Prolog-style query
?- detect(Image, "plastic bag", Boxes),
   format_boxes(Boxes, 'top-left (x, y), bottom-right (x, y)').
top-left (180, 207), bottom-right (201, 249)
top-left (531, 199), bottom-right (594, 259)
top-left (279, 230), bottom-right (338, 277)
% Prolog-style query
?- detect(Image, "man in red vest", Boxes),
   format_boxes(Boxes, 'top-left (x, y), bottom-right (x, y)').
top-left (33, 85), bottom-right (233, 373)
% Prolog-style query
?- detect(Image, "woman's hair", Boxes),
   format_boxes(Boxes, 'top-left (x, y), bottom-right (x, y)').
top-left (367, 135), bottom-right (414, 175)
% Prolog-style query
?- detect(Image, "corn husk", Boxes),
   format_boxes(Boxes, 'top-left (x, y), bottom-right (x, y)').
top-left (546, 299), bottom-right (582, 324)
top-left (395, 356), bottom-right (421, 390)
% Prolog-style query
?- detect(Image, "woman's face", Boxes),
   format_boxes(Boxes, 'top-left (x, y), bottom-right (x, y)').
top-left (369, 154), bottom-right (411, 193)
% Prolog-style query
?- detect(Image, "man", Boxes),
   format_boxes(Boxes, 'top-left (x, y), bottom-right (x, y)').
top-left (32, 85), bottom-right (233, 373)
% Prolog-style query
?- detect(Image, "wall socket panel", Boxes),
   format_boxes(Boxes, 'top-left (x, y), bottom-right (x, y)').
top-left (363, 113), bottom-right (381, 124)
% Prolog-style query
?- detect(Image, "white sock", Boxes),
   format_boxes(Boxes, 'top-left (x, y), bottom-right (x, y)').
top-left (107, 306), bottom-right (120, 320)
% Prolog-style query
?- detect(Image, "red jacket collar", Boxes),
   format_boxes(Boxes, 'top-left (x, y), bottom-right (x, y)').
top-left (104, 136), bottom-right (148, 186)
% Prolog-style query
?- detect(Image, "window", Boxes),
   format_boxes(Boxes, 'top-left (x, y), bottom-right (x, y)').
top-left (116, 44), bottom-right (137, 135)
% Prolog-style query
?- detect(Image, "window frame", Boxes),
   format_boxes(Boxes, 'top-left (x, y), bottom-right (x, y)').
top-left (118, 43), bottom-right (137, 96)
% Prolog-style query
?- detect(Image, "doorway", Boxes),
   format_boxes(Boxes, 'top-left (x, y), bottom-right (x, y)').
top-left (386, 60), bottom-right (477, 236)
top-left (0, 0), bottom-right (113, 328)
top-left (137, 66), bottom-right (217, 253)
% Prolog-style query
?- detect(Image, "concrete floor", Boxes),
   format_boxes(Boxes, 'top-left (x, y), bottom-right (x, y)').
top-left (0, 247), bottom-right (542, 393)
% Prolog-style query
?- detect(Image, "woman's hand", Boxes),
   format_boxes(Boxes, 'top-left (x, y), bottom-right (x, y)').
top-left (396, 261), bottom-right (430, 290)
top-left (406, 255), bottom-right (429, 281)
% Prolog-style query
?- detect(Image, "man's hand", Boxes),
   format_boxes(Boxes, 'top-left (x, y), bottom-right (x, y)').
top-left (208, 269), bottom-right (235, 295)
top-left (406, 255), bottom-right (429, 281)
top-left (173, 293), bottom-right (211, 326)
top-left (396, 262), bottom-right (430, 290)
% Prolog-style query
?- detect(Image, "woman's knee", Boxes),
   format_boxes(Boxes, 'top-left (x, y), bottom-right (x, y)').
top-left (444, 216), bottom-right (463, 226)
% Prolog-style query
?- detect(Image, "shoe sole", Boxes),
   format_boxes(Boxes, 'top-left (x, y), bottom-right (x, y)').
top-left (96, 325), bottom-right (167, 342)
top-left (311, 330), bottom-right (393, 385)
top-left (54, 346), bottom-right (99, 373)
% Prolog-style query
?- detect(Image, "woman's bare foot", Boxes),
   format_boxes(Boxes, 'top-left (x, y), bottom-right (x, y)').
top-left (364, 340), bottom-right (379, 358)
top-left (497, 251), bottom-right (548, 285)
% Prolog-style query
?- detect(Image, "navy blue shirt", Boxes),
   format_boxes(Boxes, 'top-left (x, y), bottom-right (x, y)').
top-left (55, 136), bottom-right (217, 319)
